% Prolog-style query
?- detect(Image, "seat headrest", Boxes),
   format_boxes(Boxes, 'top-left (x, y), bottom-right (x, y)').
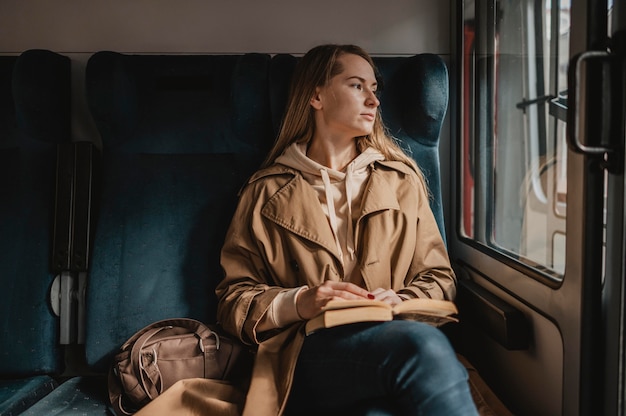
top-left (12, 49), bottom-right (71, 145)
top-left (375, 53), bottom-right (449, 148)
top-left (0, 56), bottom-right (18, 148)
top-left (269, 54), bottom-right (298, 136)
top-left (86, 51), bottom-right (273, 154)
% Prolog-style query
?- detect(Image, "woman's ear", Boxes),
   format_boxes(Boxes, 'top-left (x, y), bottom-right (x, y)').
top-left (310, 87), bottom-right (323, 110)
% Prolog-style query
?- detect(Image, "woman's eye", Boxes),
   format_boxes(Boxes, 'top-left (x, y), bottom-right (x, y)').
top-left (351, 83), bottom-right (363, 90)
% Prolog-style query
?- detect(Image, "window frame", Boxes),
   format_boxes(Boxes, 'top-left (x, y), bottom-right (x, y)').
top-left (457, 0), bottom-right (569, 288)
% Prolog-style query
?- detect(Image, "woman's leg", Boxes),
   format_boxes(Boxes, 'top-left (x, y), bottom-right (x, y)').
top-left (285, 321), bottom-right (478, 416)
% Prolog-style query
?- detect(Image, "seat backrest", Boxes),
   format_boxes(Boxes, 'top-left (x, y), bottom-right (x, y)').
top-left (0, 49), bottom-right (71, 376)
top-left (374, 54), bottom-right (449, 242)
top-left (0, 57), bottom-right (17, 144)
top-left (83, 52), bottom-right (274, 371)
top-left (269, 53), bottom-right (450, 241)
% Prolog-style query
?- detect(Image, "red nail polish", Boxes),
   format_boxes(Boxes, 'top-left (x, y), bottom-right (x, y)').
top-left (367, 294), bottom-right (375, 299)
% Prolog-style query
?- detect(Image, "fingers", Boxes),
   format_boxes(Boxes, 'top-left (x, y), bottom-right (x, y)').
top-left (318, 281), bottom-right (372, 300)
top-left (295, 281), bottom-right (374, 320)
top-left (371, 288), bottom-right (394, 299)
top-left (297, 282), bottom-right (405, 321)
top-left (371, 288), bottom-right (403, 306)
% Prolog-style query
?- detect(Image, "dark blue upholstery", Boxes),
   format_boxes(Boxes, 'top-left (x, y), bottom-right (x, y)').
top-left (0, 376), bottom-right (58, 416)
top-left (83, 52), bottom-right (274, 372)
top-left (375, 54), bottom-right (449, 242)
top-left (0, 50), bottom-right (70, 414)
top-left (86, 51), bottom-right (273, 154)
top-left (20, 377), bottom-right (110, 415)
top-left (0, 57), bottom-right (18, 146)
top-left (269, 53), bottom-right (297, 137)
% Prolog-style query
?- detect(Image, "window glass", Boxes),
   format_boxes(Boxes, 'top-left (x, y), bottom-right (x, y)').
top-left (461, 0), bottom-right (571, 279)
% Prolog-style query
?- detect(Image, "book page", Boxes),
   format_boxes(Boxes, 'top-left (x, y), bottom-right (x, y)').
top-left (306, 298), bottom-right (459, 335)
top-left (392, 298), bottom-right (458, 316)
top-left (321, 299), bottom-right (391, 311)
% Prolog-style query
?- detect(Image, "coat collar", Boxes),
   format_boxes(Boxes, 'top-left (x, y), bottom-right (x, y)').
top-left (256, 162), bottom-right (402, 259)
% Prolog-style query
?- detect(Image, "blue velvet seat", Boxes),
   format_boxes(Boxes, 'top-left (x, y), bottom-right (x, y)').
top-left (374, 54), bottom-right (449, 242)
top-left (22, 51), bottom-right (275, 414)
top-left (0, 50), bottom-right (71, 415)
top-left (82, 52), bottom-right (274, 371)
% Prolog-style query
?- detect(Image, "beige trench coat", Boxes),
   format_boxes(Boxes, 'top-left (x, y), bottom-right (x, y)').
top-left (215, 160), bottom-right (456, 416)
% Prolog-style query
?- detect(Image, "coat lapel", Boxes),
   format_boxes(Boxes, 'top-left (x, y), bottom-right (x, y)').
top-left (359, 167), bottom-right (402, 216)
top-left (356, 167), bottom-right (402, 290)
top-left (260, 164), bottom-right (404, 274)
top-left (261, 174), bottom-right (341, 259)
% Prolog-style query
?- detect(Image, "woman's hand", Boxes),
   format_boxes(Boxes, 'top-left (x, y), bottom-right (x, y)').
top-left (296, 281), bottom-right (373, 320)
top-left (370, 288), bottom-right (403, 306)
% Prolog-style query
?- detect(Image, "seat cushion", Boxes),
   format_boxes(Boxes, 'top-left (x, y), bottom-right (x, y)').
top-left (0, 376), bottom-right (58, 416)
top-left (20, 377), bottom-right (110, 416)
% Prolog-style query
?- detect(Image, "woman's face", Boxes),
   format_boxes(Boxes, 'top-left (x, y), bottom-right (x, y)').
top-left (310, 53), bottom-right (380, 141)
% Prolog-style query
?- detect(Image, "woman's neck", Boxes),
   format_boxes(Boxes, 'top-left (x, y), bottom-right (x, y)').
top-left (306, 137), bottom-right (358, 171)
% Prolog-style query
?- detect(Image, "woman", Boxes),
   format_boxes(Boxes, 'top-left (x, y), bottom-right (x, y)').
top-left (216, 44), bottom-right (478, 416)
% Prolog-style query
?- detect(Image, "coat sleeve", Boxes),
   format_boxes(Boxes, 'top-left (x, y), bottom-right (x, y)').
top-left (215, 183), bottom-right (286, 345)
top-left (397, 173), bottom-right (457, 301)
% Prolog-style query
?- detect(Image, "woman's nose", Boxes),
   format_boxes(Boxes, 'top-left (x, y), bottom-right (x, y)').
top-left (366, 91), bottom-right (380, 107)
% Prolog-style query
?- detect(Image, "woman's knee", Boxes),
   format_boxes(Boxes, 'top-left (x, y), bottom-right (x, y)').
top-left (384, 321), bottom-right (456, 358)
top-left (383, 321), bottom-right (467, 383)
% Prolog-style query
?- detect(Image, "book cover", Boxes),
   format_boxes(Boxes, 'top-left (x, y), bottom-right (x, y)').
top-left (305, 298), bottom-right (459, 335)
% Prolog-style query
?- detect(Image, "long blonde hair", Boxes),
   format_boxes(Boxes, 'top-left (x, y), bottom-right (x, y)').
top-left (262, 44), bottom-right (423, 181)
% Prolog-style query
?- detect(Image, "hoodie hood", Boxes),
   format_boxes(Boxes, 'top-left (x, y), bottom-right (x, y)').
top-left (275, 142), bottom-right (385, 278)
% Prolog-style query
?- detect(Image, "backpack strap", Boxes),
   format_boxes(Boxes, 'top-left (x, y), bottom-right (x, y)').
top-left (130, 326), bottom-right (172, 400)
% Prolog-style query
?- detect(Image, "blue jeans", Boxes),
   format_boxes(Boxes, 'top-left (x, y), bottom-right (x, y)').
top-left (285, 321), bottom-right (478, 416)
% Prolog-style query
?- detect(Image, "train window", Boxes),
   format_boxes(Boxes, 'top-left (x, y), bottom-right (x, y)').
top-left (461, 0), bottom-right (571, 279)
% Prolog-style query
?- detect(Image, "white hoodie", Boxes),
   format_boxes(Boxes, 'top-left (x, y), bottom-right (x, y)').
top-left (276, 142), bottom-right (385, 276)
top-left (259, 142), bottom-right (385, 330)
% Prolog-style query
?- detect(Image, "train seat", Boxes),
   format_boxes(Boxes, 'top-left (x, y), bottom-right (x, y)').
top-left (374, 54), bottom-right (449, 241)
top-left (0, 50), bottom-right (71, 415)
top-left (21, 51), bottom-right (275, 415)
top-left (82, 51), bottom-right (273, 370)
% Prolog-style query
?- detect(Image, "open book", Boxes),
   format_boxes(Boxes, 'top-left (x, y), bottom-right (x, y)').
top-left (305, 298), bottom-right (459, 335)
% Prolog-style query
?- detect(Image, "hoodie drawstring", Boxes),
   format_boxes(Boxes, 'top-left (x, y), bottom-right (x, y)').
top-left (345, 165), bottom-right (356, 261)
top-left (320, 169), bottom-right (343, 260)
top-left (321, 166), bottom-right (356, 263)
